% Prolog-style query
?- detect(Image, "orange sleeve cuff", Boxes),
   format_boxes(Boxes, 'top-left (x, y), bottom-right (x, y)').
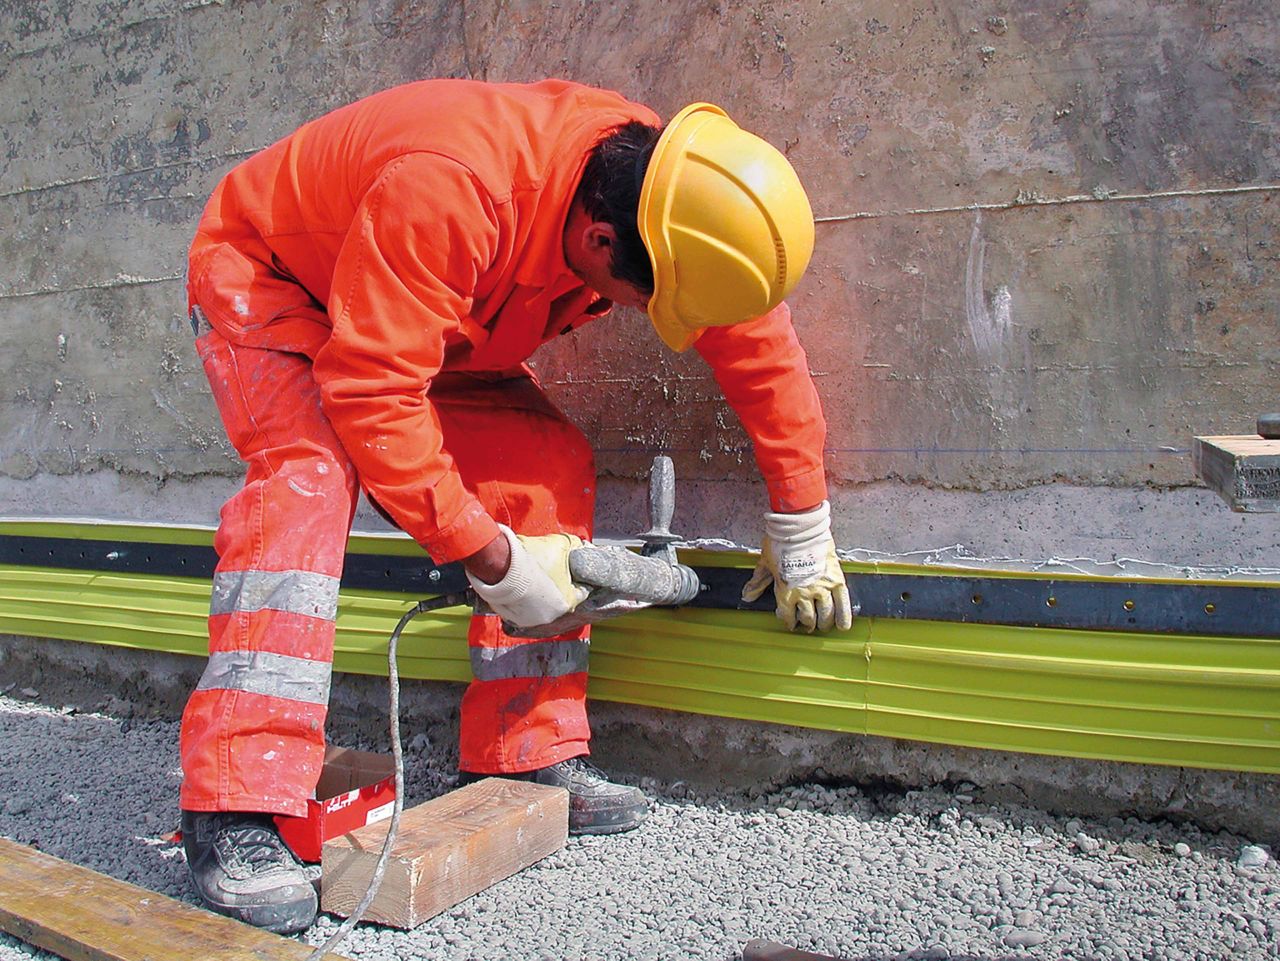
top-left (765, 463), bottom-right (829, 514)
top-left (418, 499), bottom-right (501, 564)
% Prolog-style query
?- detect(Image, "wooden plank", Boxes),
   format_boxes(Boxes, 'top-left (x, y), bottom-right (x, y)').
top-left (321, 778), bottom-right (568, 929)
top-left (0, 837), bottom-right (352, 961)
top-left (1193, 435), bottom-right (1280, 512)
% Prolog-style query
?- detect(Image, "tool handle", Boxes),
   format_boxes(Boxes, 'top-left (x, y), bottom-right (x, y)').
top-left (568, 545), bottom-right (700, 606)
top-left (648, 455), bottom-right (676, 534)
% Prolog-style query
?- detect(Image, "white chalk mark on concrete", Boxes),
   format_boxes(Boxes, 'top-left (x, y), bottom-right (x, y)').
top-left (0, 273), bottom-right (183, 300)
top-left (816, 182), bottom-right (1280, 223)
top-left (0, 150), bottom-right (263, 200)
top-left (964, 212), bottom-right (1012, 356)
top-left (150, 389), bottom-right (194, 434)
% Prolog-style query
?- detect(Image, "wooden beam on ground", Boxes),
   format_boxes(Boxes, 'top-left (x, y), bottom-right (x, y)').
top-left (1193, 434), bottom-right (1280, 512)
top-left (0, 837), bottom-right (351, 961)
top-left (742, 940), bottom-right (843, 961)
top-left (321, 777), bottom-right (568, 929)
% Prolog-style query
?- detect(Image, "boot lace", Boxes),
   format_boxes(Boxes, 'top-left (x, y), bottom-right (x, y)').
top-left (213, 815), bottom-right (299, 878)
top-left (558, 756), bottom-right (612, 787)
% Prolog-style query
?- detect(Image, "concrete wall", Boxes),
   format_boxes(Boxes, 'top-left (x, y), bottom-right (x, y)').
top-left (2, 0), bottom-right (1278, 566)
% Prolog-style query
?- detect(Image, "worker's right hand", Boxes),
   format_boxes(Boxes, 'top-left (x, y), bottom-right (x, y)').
top-left (465, 525), bottom-right (591, 629)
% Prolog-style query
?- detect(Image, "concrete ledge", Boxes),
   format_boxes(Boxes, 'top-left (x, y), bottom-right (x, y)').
top-left (5, 473), bottom-right (1280, 574)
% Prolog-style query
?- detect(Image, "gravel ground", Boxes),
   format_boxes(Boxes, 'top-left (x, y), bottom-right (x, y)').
top-left (1, 690), bottom-right (1277, 961)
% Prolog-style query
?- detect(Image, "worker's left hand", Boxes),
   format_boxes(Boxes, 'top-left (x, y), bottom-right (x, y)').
top-left (741, 501), bottom-right (855, 633)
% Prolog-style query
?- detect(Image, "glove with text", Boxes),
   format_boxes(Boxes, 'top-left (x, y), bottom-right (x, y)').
top-left (741, 501), bottom-right (855, 633)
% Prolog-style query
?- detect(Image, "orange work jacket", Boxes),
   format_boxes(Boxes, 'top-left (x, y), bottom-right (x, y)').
top-left (188, 79), bottom-right (827, 562)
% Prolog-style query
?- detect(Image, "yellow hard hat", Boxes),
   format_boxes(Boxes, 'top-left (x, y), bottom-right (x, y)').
top-left (637, 103), bottom-right (815, 352)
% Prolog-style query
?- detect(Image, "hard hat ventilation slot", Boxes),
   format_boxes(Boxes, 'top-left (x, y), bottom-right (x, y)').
top-left (774, 238), bottom-right (787, 284)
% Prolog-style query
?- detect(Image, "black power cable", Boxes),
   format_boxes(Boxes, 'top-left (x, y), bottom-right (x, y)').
top-left (305, 591), bottom-right (472, 961)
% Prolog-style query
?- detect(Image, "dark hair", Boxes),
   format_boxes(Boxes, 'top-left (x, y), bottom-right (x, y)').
top-left (574, 120), bottom-right (661, 294)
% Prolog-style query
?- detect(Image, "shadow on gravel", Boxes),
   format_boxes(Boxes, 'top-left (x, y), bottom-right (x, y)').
top-left (734, 953), bottom-right (1042, 961)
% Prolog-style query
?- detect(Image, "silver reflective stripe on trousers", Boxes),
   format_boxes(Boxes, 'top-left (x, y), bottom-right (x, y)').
top-left (210, 570), bottom-right (339, 621)
top-left (470, 638), bottom-right (590, 682)
top-left (195, 650), bottom-right (332, 705)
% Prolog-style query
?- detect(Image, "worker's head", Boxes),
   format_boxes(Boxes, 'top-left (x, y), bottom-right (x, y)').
top-left (570, 121), bottom-right (661, 311)
top-left (637, 104), bottom-right (815, 351)
top-left (570, 105), bottom-right (814, 350)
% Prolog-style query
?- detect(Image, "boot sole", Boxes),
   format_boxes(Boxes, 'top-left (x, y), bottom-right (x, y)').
top-left (199, 888), bottom-right (319, 935)
top-left (571, 818), bottom-right (646, 835)
top-left (569, 804), bottom-right (648, 836)
top-left (462, 769), bottom-right (649, 837)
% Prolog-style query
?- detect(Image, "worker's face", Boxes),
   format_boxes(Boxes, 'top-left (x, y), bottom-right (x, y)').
top-left (573, 222), bottom-right (651, 313)
top-left (584, 267), bottom-right (651, 313)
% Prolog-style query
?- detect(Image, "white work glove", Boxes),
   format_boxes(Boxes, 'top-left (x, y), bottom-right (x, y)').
top-left (741, 501), bottom-right (855, 634)
top-left (465, 525), bottom-right (591, 629)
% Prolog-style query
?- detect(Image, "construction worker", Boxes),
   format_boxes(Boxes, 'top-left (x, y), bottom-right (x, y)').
top-left (179, 78), bottom-right (852, 933)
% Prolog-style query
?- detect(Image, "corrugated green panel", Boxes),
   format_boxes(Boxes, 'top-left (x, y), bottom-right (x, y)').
top-left (0, 568), bottom-right (208, 655)
top-left (0, 520), bottom-right (217, 547)
top-left (0, 519), bottom-right (451, 559)
top-left (865, 620), bottom-right (1280, 772)
top-left (587, 607), bottom-right (870, 734)
top-left (1, 560), bottom-right (1278, 774)
top-left (0, 567), bottom-right (475, 681)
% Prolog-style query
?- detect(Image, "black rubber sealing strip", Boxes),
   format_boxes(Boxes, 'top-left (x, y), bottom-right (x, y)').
top-left (0, 534), bottom-right (1275, 638)
top-left (690, 566), bottom-right (1280, 638)
top-left (0, 535), bottom-right (472, 596)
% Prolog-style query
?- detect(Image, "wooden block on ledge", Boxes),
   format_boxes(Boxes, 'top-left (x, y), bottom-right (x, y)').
top-left (1193, 435), bottom-right (1280, 512)
top-left (321, 777), bottom-right (568, 929)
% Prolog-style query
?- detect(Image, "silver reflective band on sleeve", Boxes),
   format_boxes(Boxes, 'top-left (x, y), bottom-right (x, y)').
top-left (210, 570), bottom-right (340, 621)
top-left (195, 650), bottom-right (332, 705)
top-left (469, 638), bottom-right (590, 682)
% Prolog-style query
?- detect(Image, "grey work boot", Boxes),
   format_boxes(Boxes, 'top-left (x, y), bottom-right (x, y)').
top-left (459, 756), bottom-right (648, 835)
top-left (181, 810), bottom-right (318, 934)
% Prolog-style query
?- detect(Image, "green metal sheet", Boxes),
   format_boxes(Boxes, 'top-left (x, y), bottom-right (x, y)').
top-left (1, 522), bottom-right (1278, 775)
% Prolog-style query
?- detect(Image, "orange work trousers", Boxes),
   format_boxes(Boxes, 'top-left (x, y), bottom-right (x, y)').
top-left (179, 327), bottom-right (594, 817)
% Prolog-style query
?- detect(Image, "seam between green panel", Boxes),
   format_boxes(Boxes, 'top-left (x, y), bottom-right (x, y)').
top-left (867, 699), bottom-right (1280, 746)
top-left (861, 683), bottom-right (1280, 726)
top-left (865, 712), bottom-right (1280, 767)
top-left (871, 637), bottom-right (1280, 665)
top-left (869, 657), bottom-right (1280, 687)
top-left (8, 520), bottom-right (1280, 588)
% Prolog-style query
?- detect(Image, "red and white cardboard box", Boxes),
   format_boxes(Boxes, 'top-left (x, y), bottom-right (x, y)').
top-left (274, 746), bottom-right (395, 863)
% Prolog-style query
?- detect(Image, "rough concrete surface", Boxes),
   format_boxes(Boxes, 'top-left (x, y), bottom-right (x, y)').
top-left (5, 470), bottom-right (1279, 573)
top-left (1, 1), bottom-right (1277, 500)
